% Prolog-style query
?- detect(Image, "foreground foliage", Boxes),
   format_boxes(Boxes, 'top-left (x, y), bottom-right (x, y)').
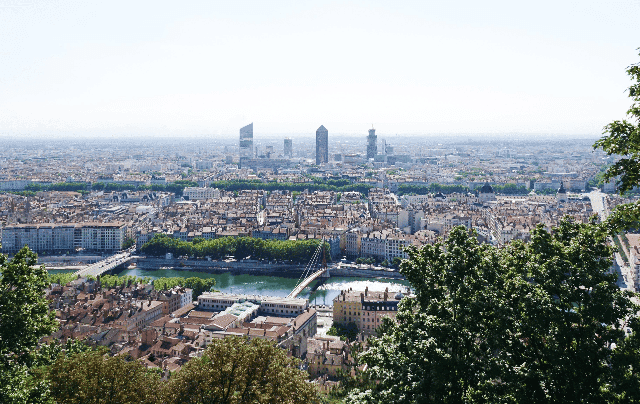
top-left (0, 247), bottom-right (58, 403)
top-left (595, 48), bottom-right (640, 233)
top-left (45, 350), bottom-right (160, 404)
top-left (348, 220), bottom-right (640, 404)
top-left (163, 337), bottom-right (319, 404)
top-left (594, 49), bottom-right (640, 195)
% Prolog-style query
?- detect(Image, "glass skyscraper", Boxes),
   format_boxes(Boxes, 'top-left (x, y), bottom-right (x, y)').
top-left (239, 123), bottom-right (253, 158)
top-left (316, 125), bottom-right (328, 165)
top-left (284, 138), bottom-right (293, 158)
top-left (366, 127), bottom-right (377, 159)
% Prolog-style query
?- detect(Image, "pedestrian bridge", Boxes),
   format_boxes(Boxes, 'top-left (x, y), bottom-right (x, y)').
top-left (287, 241), bottom-right (330, 299)
top-left (74, 249), bottom-right (134, 278)
top-left (287, 267), bottom-right (329, 298)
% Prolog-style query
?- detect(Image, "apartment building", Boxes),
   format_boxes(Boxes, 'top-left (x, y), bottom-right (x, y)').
top-left (2, 222), bottom-right (126, 254)
top-left (360, 230), bottom-right (417, 261)
top-left (333, 287), bottom-right (404, 336)
top-left (1, 223), bottom-right (76, 254)
top-left (78, 223), bottom-right (127, 252)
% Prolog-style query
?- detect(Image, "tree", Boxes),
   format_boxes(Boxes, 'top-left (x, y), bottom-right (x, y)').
top-left (45, 350), bottom-right (160, 404)
top-left (122, 237), bottom-right (135, 249)
top-left (347, 222), bottom-right (640, 404)
top-left (0, 247), bottom-right (58, 360)
top-left (594, 48), bottom-right (640, 195)
top-left (163, 337), bottom-right (319, 404)
top-left (0, 246), bottom-right (59, 403)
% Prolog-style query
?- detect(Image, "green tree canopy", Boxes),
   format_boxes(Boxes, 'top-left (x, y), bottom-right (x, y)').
top-left (347, 221), bottom-right (640, 404)
top-left (141, 234), bottom-right (330, 264)
top-left (0, 246), bottom-right (59, 403)
top-left (594, 49), bottom-right (640, 195)
top-left (45, 350), bottom-right (160, 404)
top-left (0, 247), bottom-right (58, 360)
top-left (163, 337), bottom-right (318, 404)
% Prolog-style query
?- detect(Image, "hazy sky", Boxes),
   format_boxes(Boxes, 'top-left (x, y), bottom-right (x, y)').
top-left (1, 0), bottom-right (639, 138)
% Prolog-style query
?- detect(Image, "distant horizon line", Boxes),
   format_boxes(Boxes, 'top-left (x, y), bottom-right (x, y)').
top-left (0, 132), bottom-right (603, 141)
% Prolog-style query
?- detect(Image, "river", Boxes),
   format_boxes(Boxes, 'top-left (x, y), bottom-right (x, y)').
top-left (107, 267), bottom-right (409, 307)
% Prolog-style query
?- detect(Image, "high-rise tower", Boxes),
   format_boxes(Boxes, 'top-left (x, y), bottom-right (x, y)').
top-left (366, 126), bottom-right (377, 159)
top-left (239, 123), bottom-right (253, 158)
top-left (284, 138), bottom-right (293, 158)
top-left (316, 125), bottom-right (328, 165)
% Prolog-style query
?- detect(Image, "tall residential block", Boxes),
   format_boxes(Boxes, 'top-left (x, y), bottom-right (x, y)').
top-left (1, 223), bottom-right (127, 254)
top-left (284, 138), bottom-right (293, 158)
top-left (366, 127), bottom-right (377, 159)
top-left (315, 125), bottom-right (328, 165)
top-left (239, 123), bottom-right (253, 158)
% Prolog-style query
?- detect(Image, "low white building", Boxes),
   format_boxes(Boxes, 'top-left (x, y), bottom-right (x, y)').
top-left (197, 292), bottom-right (309, 317)
top-left (183, 187), bottom-right (220, 201)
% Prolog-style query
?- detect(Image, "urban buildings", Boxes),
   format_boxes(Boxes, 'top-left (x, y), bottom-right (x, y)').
top-left (366, 127), bottom-right (377, 159)
top-left (239, 123), bottom-right (254, 158)
top-left (284, 138), bottom-right (293, 158)
top-left (316, 125), bottom-right (328, 165)
top-left (333, 287), bottom-right (403, 336)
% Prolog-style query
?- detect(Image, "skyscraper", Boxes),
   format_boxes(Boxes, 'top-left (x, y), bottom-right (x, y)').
top-left (366, 126), bottom-right (377, 159)
top-left (316, 125), bottom-right (328, 165)
top-left (239, 123), bottom-right (253, 158)
top-left (284, 138), bottom-right (293, 158)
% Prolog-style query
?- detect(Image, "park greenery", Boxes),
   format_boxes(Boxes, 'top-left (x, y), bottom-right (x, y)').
top-left (23, 179), bottom-right (198, 197)
top-left (48, 271), bottom-right (83, 286)
top-left (207, 178), bottom-right (373, 195)
top-left (48, 273), bottom-right (217, 299)
top-left (396, 182), bottom-right (530, 196)
top-left (152, 276), bottom-right (217, 299)
top-left (141, 234), bottom-right (331, 264)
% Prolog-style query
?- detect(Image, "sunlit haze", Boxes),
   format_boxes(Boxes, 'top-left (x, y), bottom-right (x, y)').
top-left (1, 0), bottom-right (639, 138)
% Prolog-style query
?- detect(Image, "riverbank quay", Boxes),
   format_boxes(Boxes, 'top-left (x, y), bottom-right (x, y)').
top-left (133, 257), bottom-right (405, 280)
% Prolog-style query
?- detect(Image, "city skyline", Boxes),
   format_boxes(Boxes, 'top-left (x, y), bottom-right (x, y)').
top-left (1, 0), bottom-right (639, 138)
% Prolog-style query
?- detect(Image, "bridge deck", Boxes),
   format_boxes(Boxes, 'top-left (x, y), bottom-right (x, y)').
top-left (288, 268), bottom-right (327, 298)
top-left (74, 251), bottom-right (133, 278)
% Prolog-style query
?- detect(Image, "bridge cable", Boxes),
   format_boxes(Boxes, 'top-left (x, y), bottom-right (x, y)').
top-left (291, 242), bottom-right (323, 293)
